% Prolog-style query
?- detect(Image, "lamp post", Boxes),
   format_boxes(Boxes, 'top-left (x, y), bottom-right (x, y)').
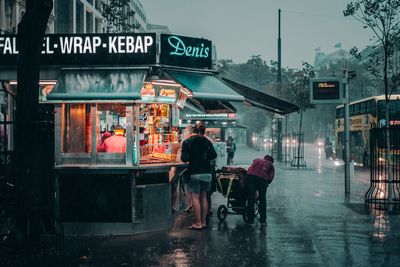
top-left (277, 9), bottom-right (282, 83)
top-left (343, 68), bottom-right (356, 198)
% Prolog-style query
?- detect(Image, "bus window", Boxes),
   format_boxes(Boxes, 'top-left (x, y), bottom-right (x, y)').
top-left (389, 100), bottom-right (400, 116)
top-left (360, 102), bottom-right (366, 114)
top-left (336, 107), bottom-right (344, 119)
top-left (377, 101), bottom-right (386, 120)
top-left (369, 100), bottom-right (376, 116)
top-left (350, 105), bottom-right (355, 116)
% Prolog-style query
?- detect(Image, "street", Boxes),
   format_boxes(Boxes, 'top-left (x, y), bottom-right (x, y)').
top-left (1, 1), bottom-right (400, 266)
top-left (4, 143), bottom-right (398, 266)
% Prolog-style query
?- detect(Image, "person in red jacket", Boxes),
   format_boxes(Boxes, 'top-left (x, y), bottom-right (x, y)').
top-left (246, 155), bottom-right (275, 226)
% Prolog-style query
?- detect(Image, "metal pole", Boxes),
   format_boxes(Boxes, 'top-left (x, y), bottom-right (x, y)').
top-left (285, 116), bottom-right (288, 163)
top-left (277, 9), bottom-right (282, 83)
top-left (343, 69), bottom-right (350, 196)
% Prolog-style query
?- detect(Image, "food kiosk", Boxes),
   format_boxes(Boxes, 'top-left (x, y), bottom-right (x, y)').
top-left (48, 72), bottom-right (193, 235)
top-left (0, 32), bottom-right (244, 235)
top-left (0, 32), bottom-right (300, 235)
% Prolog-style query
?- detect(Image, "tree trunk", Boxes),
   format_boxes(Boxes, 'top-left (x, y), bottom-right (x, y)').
top-left (15, 0), bottom-right (53, 247)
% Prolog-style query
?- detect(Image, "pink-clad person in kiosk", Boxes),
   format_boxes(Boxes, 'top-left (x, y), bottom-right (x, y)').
top-left (101, 125), bottom-right (126, 153)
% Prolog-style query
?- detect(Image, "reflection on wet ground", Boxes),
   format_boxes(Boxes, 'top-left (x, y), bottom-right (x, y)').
top-left (2, 144), bottom-right (400, 266)
top-left (371, 209), bottom-right (390, 240)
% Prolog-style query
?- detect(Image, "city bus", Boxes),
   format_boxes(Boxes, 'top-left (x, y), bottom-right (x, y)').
top-left (335, 95), bottom-right (400, 166)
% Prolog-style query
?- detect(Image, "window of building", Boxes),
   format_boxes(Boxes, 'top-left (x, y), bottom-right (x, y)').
top-left (86, 9), bottom-right (93, 33)
top-left (95, 17), bottom-right (102, 33)
top-left (76, 0), bottom-right (84, 33)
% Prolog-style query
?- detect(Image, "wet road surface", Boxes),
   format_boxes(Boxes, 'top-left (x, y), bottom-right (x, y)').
top-left (3, 144), bottom-right (400, 266)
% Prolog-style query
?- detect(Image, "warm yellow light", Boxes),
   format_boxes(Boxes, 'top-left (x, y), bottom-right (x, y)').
top-left (9, 80), bottom-right (57, 85)
top-left (144, 83), bottom-right (153, 89)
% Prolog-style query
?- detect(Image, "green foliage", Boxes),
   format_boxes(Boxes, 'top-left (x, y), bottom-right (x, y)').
top-left (280, 62), bottom-right (315, 111)
top-left (217, 59), bottom-right (234, 76)
top-left (349, 47), bottom-right (361, 60)
top-left (344, 0), bottom-right (400, 97)
top-left (218, 56), bottom-right (274, 132)
top-left (100, 0), bottom-right (139, 33)
top-left (223, 55), bottom-right (274, 90)
top-left (218, 56), bottom-right (315, 135)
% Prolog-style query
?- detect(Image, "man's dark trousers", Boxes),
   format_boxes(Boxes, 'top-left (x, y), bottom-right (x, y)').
top-left (246, 174), bottom-right (268, 224)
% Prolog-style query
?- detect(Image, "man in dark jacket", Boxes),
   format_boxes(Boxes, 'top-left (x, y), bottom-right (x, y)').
top-left (181, 124), bottom-right (217, 230)
top-left (246, 155), bottom-right (275, 226)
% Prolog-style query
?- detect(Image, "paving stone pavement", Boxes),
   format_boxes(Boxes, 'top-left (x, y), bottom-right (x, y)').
top-left (2, 144), bottom-right (400, 266)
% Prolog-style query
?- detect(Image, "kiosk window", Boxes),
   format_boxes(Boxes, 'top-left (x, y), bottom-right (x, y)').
top-left (63, 104), bottom-right (92, 153)
top-left (139, 104), bottom-right (179, 164)
top-left (96, 104), bottom-right (127, 153)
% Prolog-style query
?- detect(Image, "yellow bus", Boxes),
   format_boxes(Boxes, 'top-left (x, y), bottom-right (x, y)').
top-left (335, 95), bottom-right (400, 166)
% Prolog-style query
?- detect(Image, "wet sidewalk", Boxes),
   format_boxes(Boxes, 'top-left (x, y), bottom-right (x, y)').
top-left (3, 144), bottom-right (400, 266)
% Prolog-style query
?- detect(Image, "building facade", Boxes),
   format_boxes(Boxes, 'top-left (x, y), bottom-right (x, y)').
top-left (55, 0), bottom-right (147, 34)
top-left (0, 0), bottom-right (148, 34)
top-left (0, 0), bottom-right (55, 33)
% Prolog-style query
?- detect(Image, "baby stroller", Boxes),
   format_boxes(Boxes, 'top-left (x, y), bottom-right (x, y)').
top-left (216, 166), bottom-right (259, 222)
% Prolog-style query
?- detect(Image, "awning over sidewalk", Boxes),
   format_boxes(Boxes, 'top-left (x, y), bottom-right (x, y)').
top-left (222, 78), bottom-right (299, 115)
top-left (46, 69), bottom-right (147, 102)
top-left (165, 70), bottom-right (244, 102)
top-left (185, 98), bottom-right (237, 114)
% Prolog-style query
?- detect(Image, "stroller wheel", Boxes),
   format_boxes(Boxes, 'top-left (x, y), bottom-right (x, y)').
top-left (217, 205), bottom-right (228, 221)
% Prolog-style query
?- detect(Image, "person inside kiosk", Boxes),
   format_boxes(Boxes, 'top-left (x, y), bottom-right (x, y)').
top-left (53, 78), bottom-right (189, 167)
top-left (101, 125), bottom-right (126, 153)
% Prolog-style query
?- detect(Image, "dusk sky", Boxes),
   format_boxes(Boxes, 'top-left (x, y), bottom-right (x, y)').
top-left (142, 0), bottom-right (374, 69)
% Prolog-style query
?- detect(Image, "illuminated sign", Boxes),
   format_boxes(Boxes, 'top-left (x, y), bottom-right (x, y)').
top-left (0, 33), bottom-right (156, 66)
top-left (140, 84), bottom-right (156, 102)
top-left (140, 83), bottom-right (180, 103)
top-left (310, 78), bottom-right (343, 104)
top-left (185, 113), bottom-right (236, 120)
top-left (160, 34), bottom-right (212, 69)
top-left (158, 89), bottom-right (177, 103)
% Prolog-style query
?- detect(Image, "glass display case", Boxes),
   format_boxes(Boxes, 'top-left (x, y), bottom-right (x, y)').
top-left (52, 77), bottom-right (191, 167)
top-left (138, 103), bottom-right (180, 164)
top-left (55, 101), bottom-right (185, 166)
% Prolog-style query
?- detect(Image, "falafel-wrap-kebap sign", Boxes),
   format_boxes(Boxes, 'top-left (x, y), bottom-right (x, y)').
top-left (0, 33), bottom-right (156, 66)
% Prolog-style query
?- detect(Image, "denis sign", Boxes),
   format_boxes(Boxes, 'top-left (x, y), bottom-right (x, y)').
top-left (0, 33), bottom-right (157, 66)
top-left (310, 78), bottom-right (343, 104)
top-left (160, 34), bottom-right (212, 69)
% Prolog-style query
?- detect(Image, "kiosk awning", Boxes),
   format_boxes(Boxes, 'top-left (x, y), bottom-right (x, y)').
top-left (222, 78), bottom-right (299, 115)
top-left (165, 70), bottom-right (244, 102)
top-left (186, 98), bottom-right (237, 114)
top-left (46, 69), bottom-right (147, 102)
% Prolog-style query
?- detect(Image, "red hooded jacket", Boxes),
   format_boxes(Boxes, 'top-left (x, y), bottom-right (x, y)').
top-left (247, 155), bottom-right (275, 183)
